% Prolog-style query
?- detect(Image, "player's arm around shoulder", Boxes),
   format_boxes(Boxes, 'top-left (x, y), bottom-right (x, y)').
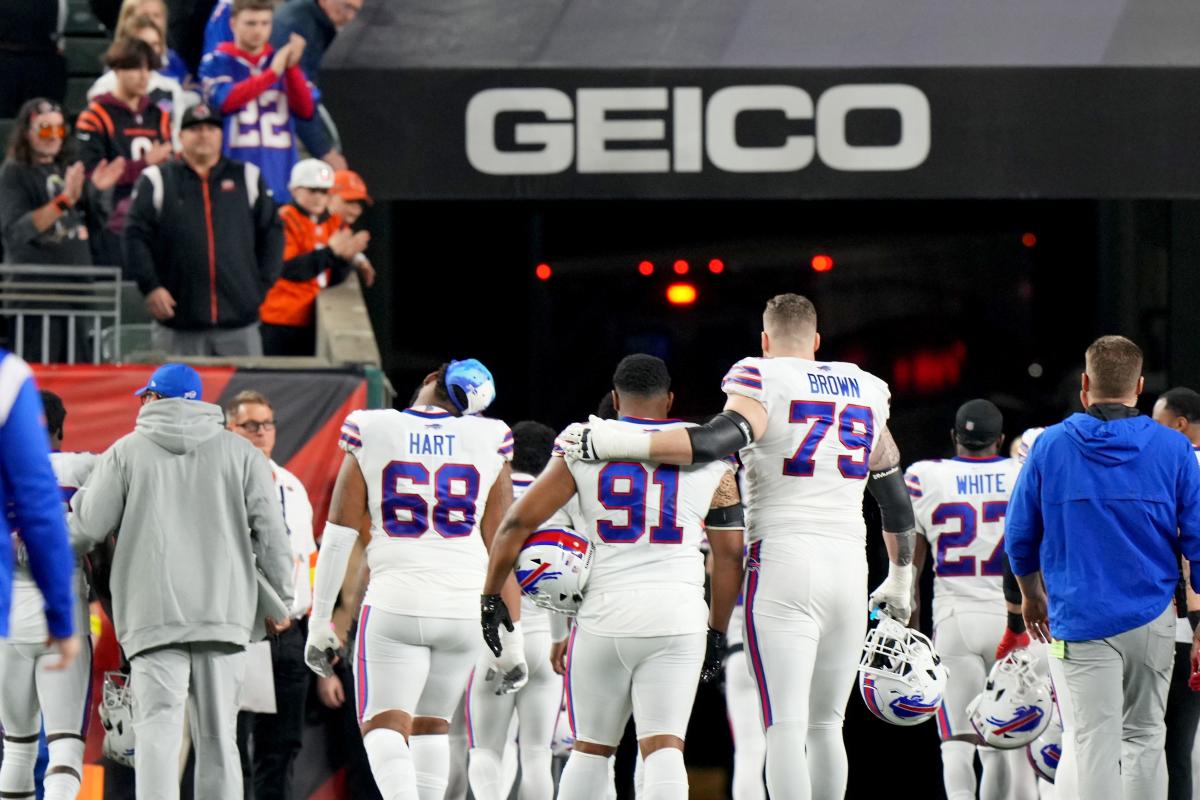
top-left (706, 470), bottom-right (745, 635)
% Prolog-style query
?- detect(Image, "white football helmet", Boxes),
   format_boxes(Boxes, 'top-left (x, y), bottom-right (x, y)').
top-left (1026, 701), bottom-right (1063, 782)
top-left (515, 526), bottom-right (592, 614)
top-left (99, 671), bottom-right (135, 767)
top-left (967, 650), bottom-right (1054, 749)
top-left (858, 616), bottom-right (948, 726)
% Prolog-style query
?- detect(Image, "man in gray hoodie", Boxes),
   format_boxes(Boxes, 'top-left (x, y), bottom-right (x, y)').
top-left (71, 363), bottom-right (294, 800)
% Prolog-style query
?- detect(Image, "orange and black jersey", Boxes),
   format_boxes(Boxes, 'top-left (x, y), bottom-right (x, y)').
top-left (75, 94), bottom-right (171, 198)
top-left (259, 203), bottom-right (352, 328)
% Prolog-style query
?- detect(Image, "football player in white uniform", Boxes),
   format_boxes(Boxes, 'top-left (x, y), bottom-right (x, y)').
top-left (906, 399), bottom-right (1036, 800)
top-left (466, 419), bottom-right (582, 800)
top-left (304, 360), bottom-right (525, 800)
top-left (482, 355), bottom-right (746, 800)
top-left (724, 574), bottom-right (767, 800)
top-left (0, 391), bottom-right (94, 800)
top-left (560, 295), bottom-right (918, 800)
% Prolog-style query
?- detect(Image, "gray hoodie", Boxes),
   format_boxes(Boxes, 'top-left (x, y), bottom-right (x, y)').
top-left (71, 398), bottom-right (294, 658)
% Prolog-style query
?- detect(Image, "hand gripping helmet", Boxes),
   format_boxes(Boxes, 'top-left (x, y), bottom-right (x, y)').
top-left (1026, 700), bottom-right (1064, 782)
top-left (99, 671), bottom-right (136, 767)
top-left (444, 358), bottom-right (496, 416)
top-left (858, 616), bottom-right (948, 726)
top-left (967, 649), bottom-right (1054, 749)
top-left (515, 526), bottom-right (592, 614)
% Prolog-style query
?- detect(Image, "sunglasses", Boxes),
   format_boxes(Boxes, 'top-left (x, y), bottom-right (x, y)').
top-left (35, 124), bottom-right (67, 140)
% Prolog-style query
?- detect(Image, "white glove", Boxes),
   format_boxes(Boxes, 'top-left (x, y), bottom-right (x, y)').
top-left (304, 620), bottom-right (343, 678)
top-left (868, 563), bottom-right (914, 623)
top-left (485, 623), bottom-right (529, 695)
top-left (557, 415), bottom-right (650, 462)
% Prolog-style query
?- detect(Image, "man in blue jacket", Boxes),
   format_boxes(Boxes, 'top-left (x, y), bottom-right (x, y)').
top-left (1007, 335), bottom-right (1200, 800)
top-left (0, 348), bottom-right (77, 666)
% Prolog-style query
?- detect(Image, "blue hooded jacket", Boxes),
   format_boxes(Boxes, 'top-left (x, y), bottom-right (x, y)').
top-left (1006, 411), bottom-right (1200, 641)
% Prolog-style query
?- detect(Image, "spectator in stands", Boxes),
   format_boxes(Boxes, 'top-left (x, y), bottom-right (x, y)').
top-left (0, 1), bottom-right (67, 117)
top-left (259, 158), bottom-right (368, 355)
top-left (124, 101), bottom-right (282, 356)
top-left (89, 14), bottom-right (202, 144)
top-left (203, 0), bottom-right (233, 57)
top-left (225, 389), bottom-right (315, 800)
top-left (268, 0), bottom-right (364, 172)
top-left (71, 362), bottom-right (294, 800)
top-left (76, 37), bottom-right (175, 268)
top-left (329, 168), bottom-right (375, 282)
top-left (200, 0), bottom-right (316, 202)
top-left (116, 0), bottom-right (193, 88)
top-left (0, 99), bottom-right (124, 360)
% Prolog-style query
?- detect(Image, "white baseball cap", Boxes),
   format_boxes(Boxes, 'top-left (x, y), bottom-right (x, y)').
top-left (288, 158), bottom-right (335, 190)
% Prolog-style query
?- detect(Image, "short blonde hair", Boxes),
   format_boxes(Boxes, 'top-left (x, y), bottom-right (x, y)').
top-left (117, 0), bottom-right (167, 31)
top-left (763, 293), bottom-right (817, 343)
top-left (224, 389), bottom-right (272, 423)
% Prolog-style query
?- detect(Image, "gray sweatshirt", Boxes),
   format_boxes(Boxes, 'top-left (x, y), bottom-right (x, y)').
top-left (71, 398), bottom-right (294, 658)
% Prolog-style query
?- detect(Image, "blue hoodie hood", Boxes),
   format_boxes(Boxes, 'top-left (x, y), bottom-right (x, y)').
top-left (1061, 412), bottom-right (1155, 467)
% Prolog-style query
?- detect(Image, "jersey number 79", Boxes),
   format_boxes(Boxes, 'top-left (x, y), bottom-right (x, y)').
top-left (784, 401), bottom-right (874, 479)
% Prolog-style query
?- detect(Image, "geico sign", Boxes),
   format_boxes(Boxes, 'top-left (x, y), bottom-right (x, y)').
top-left (466, 85), bottom-right (930, 175)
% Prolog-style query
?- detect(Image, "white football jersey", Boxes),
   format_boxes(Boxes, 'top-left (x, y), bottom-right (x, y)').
top-left (513, 470), bottom-right (585, 634)
top-left (9, 451), bottom-right (95, 644)
top-left (905, 455), bottom-right (1021, 625)
top-left (722, 356), bottom-right (891, 544)
top-left (271, 460), bottom-right (316, 619)
top-left (340, 406), bottom-right (512, 619)
top-left (558, 417), bottom-right (734, 637)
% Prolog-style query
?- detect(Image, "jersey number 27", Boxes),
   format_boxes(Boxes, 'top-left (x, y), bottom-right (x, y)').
top-left (932, 501), bottom-right (1007, 577)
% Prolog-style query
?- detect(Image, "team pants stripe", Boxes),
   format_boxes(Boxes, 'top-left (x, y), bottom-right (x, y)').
top-left (937, 701), bottom-right (953, 740)
top-left (464, 667), bottom-right (476, 748)
top-left (564, 625), bottom-right (578, 736)
top-left (355, 605), bottom-right (372, 723)
top-left (743, 541), bottom-right (774, 728)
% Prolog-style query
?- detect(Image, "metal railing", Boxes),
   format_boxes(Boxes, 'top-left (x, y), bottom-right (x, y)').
top-left (0, 264), bottom-right (123, 364)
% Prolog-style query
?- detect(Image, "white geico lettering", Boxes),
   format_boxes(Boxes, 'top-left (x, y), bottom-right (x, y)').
top-left (466, 84), bottom-right (930, 175)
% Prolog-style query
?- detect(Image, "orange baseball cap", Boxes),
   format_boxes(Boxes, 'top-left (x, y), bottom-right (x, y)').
top-left (332, 170), bottom-right (372, 204)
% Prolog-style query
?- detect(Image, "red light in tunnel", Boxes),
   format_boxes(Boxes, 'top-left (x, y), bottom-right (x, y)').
top-left (535, 263), bottom-right (552, 280)
top-left (811, 254), bottom-right (834, 272)
top-left (673, 259), bottom-right (689, 275)
top-left (708, 259), bottom-right (725, 274)
top-left (1022, 232), bottom-right (1037, 248)
top-left (638, 261), bottom-right (654, 276)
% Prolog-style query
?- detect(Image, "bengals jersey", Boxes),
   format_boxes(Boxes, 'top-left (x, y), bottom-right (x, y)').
top-left (75, 93), bottom-right (171, 214)
top-left (721, 356), bottom-right (891, 544)
top-left (556, 417), bottom-right (734, 637)
top-left (339, 406), bottom-right (512, 619)
top-left (905, 456), bottom-right (1020, 625)
top-left (259, 204), bottom-right (351, 328)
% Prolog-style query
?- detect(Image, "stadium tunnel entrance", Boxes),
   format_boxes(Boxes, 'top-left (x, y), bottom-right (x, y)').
top-left (322, 1), bottom-right (1200, 794)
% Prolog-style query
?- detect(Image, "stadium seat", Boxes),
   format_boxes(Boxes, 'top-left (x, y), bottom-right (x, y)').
top-left (65, 37), bottom-right (109, 77)
top-left (64, 0), bottom-right (108, 36)
top-left (65, 77), bottom-right (95, 115)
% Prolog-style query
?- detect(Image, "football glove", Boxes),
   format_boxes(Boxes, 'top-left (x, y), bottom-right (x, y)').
top-left (485, 623), bottom-right (529, 695)
top-left (481, 593), bottom-right (514, 657)
top-left (304, 622), bottom-right (343, 678)
top-left (700, 627), bottom-right (728, 684)
top-left (995, 628), bottom-right (1031, 660)
top-left (868, 563), bottom-right (914, 623)
top-left (556, 416), bottom-right (650, 462)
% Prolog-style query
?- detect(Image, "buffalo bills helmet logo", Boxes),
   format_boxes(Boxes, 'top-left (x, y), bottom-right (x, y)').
top-left (987, 705), bottom-right (1046, 737)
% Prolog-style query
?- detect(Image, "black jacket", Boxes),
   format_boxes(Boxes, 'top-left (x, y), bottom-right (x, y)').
top-left (124, 156), bottom-right (282, 330)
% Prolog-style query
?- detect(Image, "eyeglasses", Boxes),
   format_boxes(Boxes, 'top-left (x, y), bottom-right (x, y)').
top-left (35, 124), bottom-right (67, 140)
top-left (236, 420), bottom-right (276, 433)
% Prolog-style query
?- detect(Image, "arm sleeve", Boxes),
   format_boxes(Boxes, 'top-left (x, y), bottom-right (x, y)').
top-left (254, 176), bottom-right (283, 293)
top-left (200, 52), bottom-right (277, 113)
top-left (244, 448), bottom-right (295, 610)
top-left (295, 114), bottom-right (333, 160)
top-left (903, 465), bottom-right (930, 538)
top-left (280, 248), bottom-right (339, 281)
top-left (122, 173), bottom-right (161, 293)
top-left (1004, 456), bottom-right (1044, 577)
top-left (0, 368), bottom-right (76, 638)
top-left (283, 66), bottom-right (316, 120)
top-left (1175, 445), bottom-right (1200, 591)
top-left (73, 108), bottom-right (113, 172)
top-left (202, 4), bottom-right (233, 55)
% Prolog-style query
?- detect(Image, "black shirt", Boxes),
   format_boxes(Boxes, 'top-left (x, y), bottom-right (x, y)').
top-left (0, 160), bottom-right (93, 265)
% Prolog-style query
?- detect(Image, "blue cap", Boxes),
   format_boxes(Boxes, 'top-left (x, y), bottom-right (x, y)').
top-left (445, 358), bottom-right (495, 415)
top-left (134, 363), bottom-right (203, 400)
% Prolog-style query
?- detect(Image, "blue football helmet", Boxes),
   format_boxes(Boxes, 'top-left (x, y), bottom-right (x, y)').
top-left (445, 358), bottom-right (496, 416)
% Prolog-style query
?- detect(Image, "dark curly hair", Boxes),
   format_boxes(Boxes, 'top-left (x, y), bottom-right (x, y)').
top-left (5, 98), bottom-right (68, 168)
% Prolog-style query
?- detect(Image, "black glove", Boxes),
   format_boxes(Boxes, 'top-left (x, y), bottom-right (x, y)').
top-left (481, 593), bottom-right (513, 657)
top-left (700, 627), bottom-right (728, 684)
